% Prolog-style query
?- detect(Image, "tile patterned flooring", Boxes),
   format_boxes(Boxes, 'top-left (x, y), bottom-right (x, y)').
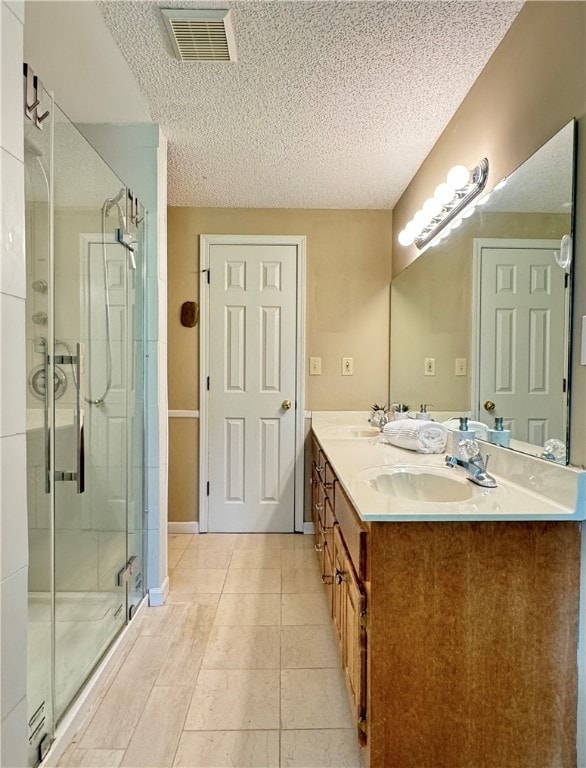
top-left (58, 533), bottom-right (362, 768)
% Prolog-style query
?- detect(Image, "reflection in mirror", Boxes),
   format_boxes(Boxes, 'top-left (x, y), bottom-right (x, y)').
top-left (390, 120), bottom-right (575, 464)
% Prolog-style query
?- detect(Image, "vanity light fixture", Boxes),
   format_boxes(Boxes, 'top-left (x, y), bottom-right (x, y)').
top-left (398, 159), bottom-right (489, 249)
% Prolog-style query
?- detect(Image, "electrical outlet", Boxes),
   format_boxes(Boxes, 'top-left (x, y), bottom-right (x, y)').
top-left (342, 357), bottom-right (354, 376)
top-left (424, 357), bottom-right (436, 376)
top-left (455, 357), bottom-right (467, 376)
top-left (309, 356), bottom-right (322, 375)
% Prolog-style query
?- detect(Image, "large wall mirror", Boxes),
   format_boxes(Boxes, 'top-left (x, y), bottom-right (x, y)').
top-left (390, 119), bottom-right (576, 464)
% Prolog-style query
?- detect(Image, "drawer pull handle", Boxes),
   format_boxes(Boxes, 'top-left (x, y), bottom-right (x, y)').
top-left (316, 503), bottom-right (323, 511)
top-left (316, 464), bottom-right (324, 473)
top-left (314, 543), bottom-right (323, 552)
top-left (335, 568), bottom-right (345, 585)
top-left (324, 482), bottom-right (333, 490)
top-left (322, 574), bottom-right (333, 584)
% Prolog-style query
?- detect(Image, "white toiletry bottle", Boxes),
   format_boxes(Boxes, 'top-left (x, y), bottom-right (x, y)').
top-left (488, 416), bottom-right (510, 447)
top-left (451, 416), bottom-right (475, 452)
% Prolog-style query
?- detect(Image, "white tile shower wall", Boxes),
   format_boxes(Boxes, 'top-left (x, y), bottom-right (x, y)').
top-left (1, 4), bottom-right (28, 765)
top-left (0, 2), bottom-right (23, 161)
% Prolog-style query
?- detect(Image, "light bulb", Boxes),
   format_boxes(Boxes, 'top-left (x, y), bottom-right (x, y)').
top-left (405, 220), bottom-right (419, 237)
top-left (449, 217), bottom-right (463, 230)
top-left (423, 197), bottom-right (442, 217)
top-left (493, 177), bottom-right (507, 191)
top-left (476, 193), bottom-right (491, 206)
top-left (429, 236), bottom-right (441, 248)
top-left (461, 204), bottom-right (476, 219)
top-left (413, 210), bottom-right (429, 230)
top-left (434, 182), bottom-right (455, 205)
top-left (398, 229), bottom-right (415, 247)
top-left (447, 165), bottom-right (470, 189)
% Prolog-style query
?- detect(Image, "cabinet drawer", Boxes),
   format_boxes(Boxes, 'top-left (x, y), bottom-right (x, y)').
top-left (334, 485), bottom-right (368, 581)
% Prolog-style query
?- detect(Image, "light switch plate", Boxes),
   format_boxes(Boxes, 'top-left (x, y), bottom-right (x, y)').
top-left (424, 357), bottom-right (436, 376)
top-left (309, 356), bottom-right (322, 375)
top-left (455, 357), bottom-right (467, 376)
top-left (342, 357), bottom-right (353, 376)
top-left (582, 317), bottom-right (586, 365)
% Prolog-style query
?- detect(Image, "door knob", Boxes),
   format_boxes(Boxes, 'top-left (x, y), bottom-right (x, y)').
top-left (484, 400), bottom-right (496, 412)
top-left (282, 399), bottom-right (292, 410)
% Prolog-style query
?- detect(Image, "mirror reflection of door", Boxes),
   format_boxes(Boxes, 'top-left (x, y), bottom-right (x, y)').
top-left (474, 238), bottom-right (568, 446)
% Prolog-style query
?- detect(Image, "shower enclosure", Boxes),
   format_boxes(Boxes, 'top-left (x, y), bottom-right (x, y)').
top-left (24, 82), bottom-right (147, 766)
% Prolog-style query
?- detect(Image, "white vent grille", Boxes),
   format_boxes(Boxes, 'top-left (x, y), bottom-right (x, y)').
top-left (162, 9), bottom-right (237, 62)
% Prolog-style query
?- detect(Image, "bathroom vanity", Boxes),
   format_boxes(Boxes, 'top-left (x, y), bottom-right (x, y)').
top-left (310, 412), bottom-right (584, 768)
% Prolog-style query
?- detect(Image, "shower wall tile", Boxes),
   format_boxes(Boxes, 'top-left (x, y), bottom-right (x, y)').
top-left (0, 567), bottom-right (27, 719)
top-left (0, 433), bottom-right (27, 581)
top-left (0, 696), bottom-right (27, 768)
top-left (0, 2), bottom-right (23, 162)
top-left (0, 147), bottom-right (26, 298)
top-left (0, 293), bottom-right (26, 437)
top-left (4, 0), bottom-right (24, 23)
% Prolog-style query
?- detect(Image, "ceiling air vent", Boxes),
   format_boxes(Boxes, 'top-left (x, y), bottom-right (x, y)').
top-left (161, 9), bottom-right (237, 62)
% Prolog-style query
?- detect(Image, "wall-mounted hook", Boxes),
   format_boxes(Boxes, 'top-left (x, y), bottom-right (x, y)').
top-left (23, 64), bottom-right (50, 129)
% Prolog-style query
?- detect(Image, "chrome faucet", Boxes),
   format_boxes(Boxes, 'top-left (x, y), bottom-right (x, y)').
top-left (445, 439), bottom-right (497, 488)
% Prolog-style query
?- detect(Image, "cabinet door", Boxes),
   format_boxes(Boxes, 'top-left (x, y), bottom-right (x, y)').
top-left (332, 525), bottom-right (346, 656)
top-left (334, 526), bottom-right (367, 742)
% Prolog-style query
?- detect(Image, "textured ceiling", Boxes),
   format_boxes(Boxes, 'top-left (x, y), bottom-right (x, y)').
top-left (99, 1), bottom-right (523, 209)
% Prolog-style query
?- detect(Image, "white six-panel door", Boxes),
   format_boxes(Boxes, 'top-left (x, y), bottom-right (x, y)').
top-left (204, 240), bottom-right (301, 532)
top-left (476, 240), bottom-right (567, 444)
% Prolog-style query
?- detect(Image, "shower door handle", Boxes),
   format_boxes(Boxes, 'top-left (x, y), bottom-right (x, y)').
top-left (76, 342), bottom-right (85, 494)
top-left (44, 350), bottom-right (51, 493)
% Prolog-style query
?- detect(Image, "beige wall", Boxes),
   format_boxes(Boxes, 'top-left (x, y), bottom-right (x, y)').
top-left (168, 208), bottom-right (393, 522)
top-left (392, 1), bottom-right (586, 465)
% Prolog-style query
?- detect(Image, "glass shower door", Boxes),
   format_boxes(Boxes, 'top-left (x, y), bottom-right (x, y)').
top-left (51, 103), bottom-right (129, 720)
top-left (25, 95), bottom-right (54, 768)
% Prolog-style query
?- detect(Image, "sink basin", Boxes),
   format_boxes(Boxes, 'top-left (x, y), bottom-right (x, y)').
top-left (321, 426), bottom-right (379, 439)
top-left (358, 465), bottom-right (474, 503)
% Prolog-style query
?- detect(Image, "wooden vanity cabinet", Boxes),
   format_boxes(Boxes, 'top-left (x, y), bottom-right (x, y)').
top-left (310, 432), bottom-right (581, 768)
top-left (310, 436), bottom-right (369, 742)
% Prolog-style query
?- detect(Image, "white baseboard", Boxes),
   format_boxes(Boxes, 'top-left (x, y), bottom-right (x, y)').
top-left (303, 521), bottom-right (315, 534)
top-left (148, 575), bottom-right (169, 606)
top-left (168, 521), bottom-right (199, 534)
top-left (43, 597), bottom-right (147, 767)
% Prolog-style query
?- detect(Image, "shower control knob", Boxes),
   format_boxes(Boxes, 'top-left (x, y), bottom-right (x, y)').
top-left (32, 280), bottom-right (48, 293)
top-left (32, 312), bottom-right (48, 325)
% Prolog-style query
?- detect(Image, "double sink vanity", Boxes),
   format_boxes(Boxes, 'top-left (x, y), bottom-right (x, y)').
top-left (310, 411), bottom-right (584, 768)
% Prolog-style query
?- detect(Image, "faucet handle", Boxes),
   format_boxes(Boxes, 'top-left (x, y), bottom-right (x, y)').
top-left (458, 438), bottom-right (480, 460)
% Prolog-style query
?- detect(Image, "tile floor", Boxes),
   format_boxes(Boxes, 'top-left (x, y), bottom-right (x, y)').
top-left (58, 533), bottom-right (363, 768)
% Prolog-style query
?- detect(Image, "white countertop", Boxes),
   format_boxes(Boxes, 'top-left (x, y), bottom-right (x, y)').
top-left (311, 412), bottom-right (586, 522)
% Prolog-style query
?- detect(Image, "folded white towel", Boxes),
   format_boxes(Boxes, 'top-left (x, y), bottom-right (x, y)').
top-left (382, 419), bottom-right (448, 454)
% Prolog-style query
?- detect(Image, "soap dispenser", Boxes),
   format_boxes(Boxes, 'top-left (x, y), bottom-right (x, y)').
top-left (415, 404), bottom-right (432, 421)
top-left (451, 416), bottom-right (475, 452)
top-left (488, 417), bottom-right (510, 447)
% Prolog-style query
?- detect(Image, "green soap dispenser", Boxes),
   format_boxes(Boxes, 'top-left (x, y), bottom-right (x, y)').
top-left (488, 417), bottom-right (510, 447)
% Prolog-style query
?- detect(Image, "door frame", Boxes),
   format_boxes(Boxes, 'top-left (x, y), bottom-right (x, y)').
top-left (471, 237), bottom-right (568, 425)
top-left (199, 234), bottom-right (306, 533)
